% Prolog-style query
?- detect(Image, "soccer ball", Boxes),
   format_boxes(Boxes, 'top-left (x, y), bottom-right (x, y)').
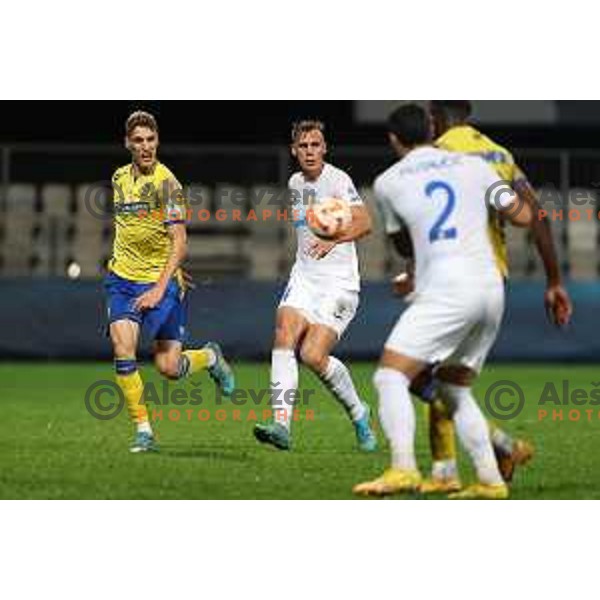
top-left (307, 197), bottom-right (352, 239)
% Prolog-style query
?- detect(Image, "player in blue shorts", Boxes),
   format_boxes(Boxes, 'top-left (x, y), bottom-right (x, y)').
top-left (105, 110), bottom-right (234, 453)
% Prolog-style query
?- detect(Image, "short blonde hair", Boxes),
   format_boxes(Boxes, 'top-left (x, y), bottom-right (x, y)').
top-left (291, 119), bottom-right (325, 143)
top-left (126, 110), bottom-right (158, 137)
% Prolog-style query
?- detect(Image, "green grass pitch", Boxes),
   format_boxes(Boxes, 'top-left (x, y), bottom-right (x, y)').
top-left (0, 362), bottom-right (597, 499)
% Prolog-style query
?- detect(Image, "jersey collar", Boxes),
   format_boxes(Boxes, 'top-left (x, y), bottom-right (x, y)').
top-left (130, 161), bottom-right (158, 181)
top-left (301, 162), bottom-right (328, 184)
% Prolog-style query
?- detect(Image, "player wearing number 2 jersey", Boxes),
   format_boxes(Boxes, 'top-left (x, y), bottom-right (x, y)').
top-left (410, 101), bottom-right (572, 490)
top-left (354, 104), bottom-right (533, 499)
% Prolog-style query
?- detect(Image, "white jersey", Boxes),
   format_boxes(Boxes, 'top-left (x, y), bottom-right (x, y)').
top-left (374, 146), bottom-right (504, 297)
top-left (288, 163), bottom-right (363, 291)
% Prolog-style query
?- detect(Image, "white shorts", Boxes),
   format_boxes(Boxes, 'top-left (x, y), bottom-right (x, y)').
top-left (278, 273), bottom-right (359, 337)
top-left (385, 283), bottom-right (504, 373)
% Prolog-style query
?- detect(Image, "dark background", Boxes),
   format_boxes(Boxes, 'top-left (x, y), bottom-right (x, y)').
top-left (2, 100), bottom-right (599, 149)
top-left (1, 100), bottom-right (598, 361)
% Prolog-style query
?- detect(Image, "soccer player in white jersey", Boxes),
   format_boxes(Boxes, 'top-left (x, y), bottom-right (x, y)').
top-left (253, 120), bottom-right (377, 452)
top-left (354, 104), bottom-right (533, 499)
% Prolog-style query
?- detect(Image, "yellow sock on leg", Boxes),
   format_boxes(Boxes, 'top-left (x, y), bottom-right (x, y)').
top-left (424, 398), bottom-right (460, 486)
top-left (429, 398), bottom-right (457, 462)
top-left (115, 359), bottom-right (149, 428)
top-left (182, 348), bottom-right (215, 375)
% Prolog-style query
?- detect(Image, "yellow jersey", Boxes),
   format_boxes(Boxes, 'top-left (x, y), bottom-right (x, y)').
top-left (436, 125), bottom-right (526, 277)
top-left (108, 161), bottom-right (187, 283)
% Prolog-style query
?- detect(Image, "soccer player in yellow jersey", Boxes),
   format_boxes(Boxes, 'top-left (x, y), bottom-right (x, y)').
top-left (105, 111), bottom-right (234, 452)
top-left (389, 101), bottom-right (572, 491)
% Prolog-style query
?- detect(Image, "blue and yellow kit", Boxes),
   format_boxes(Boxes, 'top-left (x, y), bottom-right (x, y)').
top-left (436, 125), bottom-right (527, 278)
top-left (104, 161), bottom-right (188, 341)
top-left (108, 161), bottom-right (187, 283)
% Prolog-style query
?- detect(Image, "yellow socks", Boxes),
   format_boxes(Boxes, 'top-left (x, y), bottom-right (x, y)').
top-left (181, 348), bottom-right (215, 376)
top-left (115, 358), bottom-right (148, 426)
top-left (429, 398), bottom-right (457, 462)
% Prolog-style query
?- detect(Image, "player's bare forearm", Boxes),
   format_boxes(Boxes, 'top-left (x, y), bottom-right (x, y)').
top-left (514, 177), bottom-right (573, 325)
top-left (335, 206), bottom-right (372, 243)
top-left (307, 207), bottom-right (371, 259)
top-left (157, 224), bottom-right (187, 290)
top-left (157, 177), bottom-right (188, 291)
top-left (516, 179), bottom-right (562, 286)
top-left (533, 218), bottom-right (563, 286)
top-left (133, 225), bottom-right (187, 311)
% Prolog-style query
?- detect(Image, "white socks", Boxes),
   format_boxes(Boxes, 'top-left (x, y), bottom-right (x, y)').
top-left (374, 367), bottom-right (417, 471)
top-left (374, 367), bottom-right (503, 485)
top-left (271, 349), bottom-right (367, 431)
top-left (320, 356), bottom-right (367, 422)
top-left (271, 348), bottom-right (298, 431)
top-left (438, 383), bottom-right (503, 485)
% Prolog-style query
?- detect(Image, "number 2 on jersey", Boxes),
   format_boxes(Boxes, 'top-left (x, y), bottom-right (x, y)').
top-left (425, 180), bottom-right (457, 243)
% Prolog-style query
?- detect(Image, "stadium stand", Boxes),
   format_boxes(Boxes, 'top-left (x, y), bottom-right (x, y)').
top-left (72, 184), bottom-right (111, 278)
top-left (3, 184), bottom-right (38, 275)
top-left (0, 146), bottom-right (598, 282)
top-left (568, 188), bottom-right (598, 279)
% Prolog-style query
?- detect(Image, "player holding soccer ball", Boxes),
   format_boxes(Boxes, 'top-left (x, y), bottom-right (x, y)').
top-left (253, 120), bottom-right (377, 451)
top-left (354, 104), bottom-right (533, 499)
top-left (105, 111), bottom-right (234, 453)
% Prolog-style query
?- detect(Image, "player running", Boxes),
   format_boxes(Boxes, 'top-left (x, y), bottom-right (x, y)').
top-left (354, 104), bottom-right (532, 499)
top-left (105, 110), bottom-right (234, 453)
top-left (385, 101), bottom-right (573, 491)
top-left (253, 120), bottom-right (377, 452)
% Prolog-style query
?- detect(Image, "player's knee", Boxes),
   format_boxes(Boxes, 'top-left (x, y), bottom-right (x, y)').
top-left (110, 322), bottom-right (138, 358)
top-left (373, 367), bottom-right (410, 392)
top-left (299, 345), bottom-right (327, 373)
top-left (160, 366), bottom-right (181, 381)
top-left (113, 339), bottom-right (135, 359)
top-left (273, 323), bottom-right (296, 349)
top-left (373, 367), bottom-right (388, 390)
top-left (155, 355), bottom-right (180, 380)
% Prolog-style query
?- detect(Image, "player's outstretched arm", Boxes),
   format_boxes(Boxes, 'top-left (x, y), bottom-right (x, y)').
top-left (514, 176), bottom-right (561, 282)
top-left (514, 176), bottom-right (573, 326)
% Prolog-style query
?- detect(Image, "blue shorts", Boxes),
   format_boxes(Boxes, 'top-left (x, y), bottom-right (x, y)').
top-left (104, 272), bottom-right (187, 342)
